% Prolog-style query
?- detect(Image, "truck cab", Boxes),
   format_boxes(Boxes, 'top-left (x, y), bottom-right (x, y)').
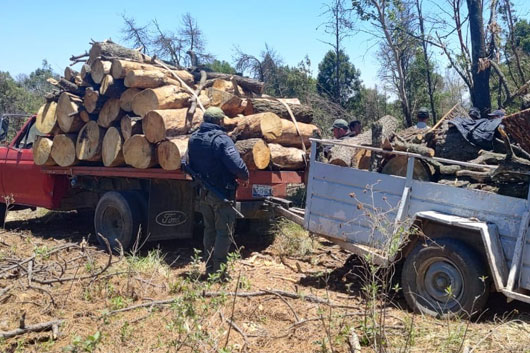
top-left (0, 115), bottom-right (69, 215)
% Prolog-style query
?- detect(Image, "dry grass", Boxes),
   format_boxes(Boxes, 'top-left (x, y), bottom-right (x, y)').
top-left (0, 211), bottom-right (529, 353)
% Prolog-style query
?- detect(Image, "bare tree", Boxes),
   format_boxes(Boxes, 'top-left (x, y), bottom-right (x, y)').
top-left (353, 0), bottom-right (418, 126)
top-left (318, 0), bottom-right (355, 103)
top-left (233, 44), bottom-right (283, 85)
top-left (121, 14), bottom-right (150, 53)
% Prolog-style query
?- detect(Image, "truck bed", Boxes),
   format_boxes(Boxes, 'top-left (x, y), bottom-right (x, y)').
top-left (41, 166), bottom-right (305, 201)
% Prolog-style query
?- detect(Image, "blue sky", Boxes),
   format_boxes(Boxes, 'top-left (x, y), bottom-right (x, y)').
top-left (1, 0), bottom-right (529, 90)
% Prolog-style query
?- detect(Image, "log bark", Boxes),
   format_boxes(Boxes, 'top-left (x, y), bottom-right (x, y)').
top-left (90, 59), bottom-right (112, 84)
top-left (124, 70), bottom-right (180, 89)
top-left (33, 137), bottom-right (56, 166)
top-left (328, 115), bottom-right (399, 167)
top-left (392, 140), bottom-right (435, 157)
top-left (246, 98), bottom-right (313, 123)
top-left (269, 119), bottom-right (321, 148)
top-left (120, 115), bottom-right (142, 140)
top-left (56, 92), bottom-right (84, 133)
top-left (76, 121), bottom-right (105, 161)
top-left (83, 87), bottom-right (106, 113)
top-left (51, 134), bottom-right (78, 167)
top-left (157, 136), bottom-right (189, 170)
top-left (431, 121), bottom-right (482, 161)
top-left (88, 41), bottom-right (152, 65)
top-left (36, 101), bottom-right (59, 134)
top-left (207, 88), bottom-right (248, 117)
top-left (111, 59), bottom-right (194, 84)
top-left (235, 138), bottom-right (271, 170)
top-left (197, 72), bottom-right (264, 94)
top-left (80, 64), bottom-right (91, 79)
top-left (142, 109), bottom-right (201, 143)
top-left (100, 75), bottom-right (126, 98)
top-left (269, 143), bottom-right (306, 170)
top-left (503, 108), bottom-right (530, 154)
top-left (120, 88), bottom-right (141, 112)
top-left (381, 155), bottom-right (432, 181)
top-left (79, 109), bottom-right (97, 123)
top-left (132, 85), bottom-right (190, 116)
top-left (123, 134), bottom-right (157, 169)
top-left (223, 112), bottom-right (283, 141)
top-left (97, 98), bottom-right (124, 128)
top-left (64, 67), bottom-right (79, 82)
top-left (102, 127), bottom-right (126, 167)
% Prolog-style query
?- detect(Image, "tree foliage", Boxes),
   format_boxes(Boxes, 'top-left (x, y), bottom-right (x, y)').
top-left (317, 50), bottom-right (362, 108)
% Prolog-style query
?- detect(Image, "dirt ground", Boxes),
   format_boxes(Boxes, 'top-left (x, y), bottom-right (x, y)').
top-left (1, 209), bottom-right (530, 353)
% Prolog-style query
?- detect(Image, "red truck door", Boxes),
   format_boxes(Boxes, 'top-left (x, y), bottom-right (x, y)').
top-left (0, 116), bottom-right (59, 208)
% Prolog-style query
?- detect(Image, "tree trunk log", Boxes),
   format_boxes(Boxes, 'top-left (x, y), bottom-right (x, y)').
top-left (431, 121), bottom-right (482, 161)
top-left (36, 101), bottom-right (59, 134)
top-left (269, 143), bottom-right (306, 170)
top-left (120, 88), bottom-right (141, 112)
top-left (111, 59), bottom-right (194, 84)
top-left (157, 136), bottom-right (189, 170)
top-left (102, 127), bottom-right (126, 167)
top-left (207, 88), bottom-right (248, 117)
top-left (33, 137), bottom-right (56, 166)
top-left (328, 115), bottom-right (399, 167)
top-left (88, 41), bottom-right (152, 65)
top-left (235, 138), bottom-right (271, 170)
top-left (90, 59), bottom-right (112, 84)
top-left (64, 67), bottom-right (79, 82)
top-left (224, 112), bottom-right (283, 141)
top-left (196, 72), bottom-right (263, 94)
top-left (120, 115), bottom-right (142, 140)
top-left (381, 155), bottom-right (432, 181)
top-left (123, 134), bottom-right (157, 169)
top-left (269, 119), bottom-right (321, 148)
top-left (83, 87), bottom-right (106, 113)
top-left (79, 109), bottom-right (97, 123)
top-left (97, 98), bottom-right (124, 128)
top-left (132, 86), bottom-right (190, 116)
top-left (51, 134), bottom-right (78, 167)
top-left (143, 108), bottom-right (202, 143)
top-left (56, 92), bottom-right (84, 133)
top-left (100, 75), bottom-right (126, 98)
top-left (124, 70), bottom-right (180, 89)
top-left (80, 64), bottom-right (91, 80)
top-left (246, 98), bottom-right (313, 123)
top-left (76, 121), bottom-right (105, 161)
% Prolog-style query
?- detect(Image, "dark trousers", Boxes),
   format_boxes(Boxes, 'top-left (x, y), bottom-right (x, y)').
top-left (199, 190), bottom-right (236, 274)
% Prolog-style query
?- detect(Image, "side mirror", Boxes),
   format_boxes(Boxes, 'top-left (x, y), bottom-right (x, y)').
top-left (0, 117), bottom-right (8, 142)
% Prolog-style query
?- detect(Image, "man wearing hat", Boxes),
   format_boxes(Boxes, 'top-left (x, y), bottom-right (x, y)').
top-left (488, 109), bottom-right (506, 119)
top-left (331, 119), bottom-right (350, 139)
top-left (416, 107), bottom-right (430, 129)
top-left (188, 107), bottom-right (249, 279)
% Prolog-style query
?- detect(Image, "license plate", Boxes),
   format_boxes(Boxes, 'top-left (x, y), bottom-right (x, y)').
top-left (252, 184), bottom-right (272, 198)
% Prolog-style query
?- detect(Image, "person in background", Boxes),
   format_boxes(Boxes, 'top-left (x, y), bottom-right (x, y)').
top-left (331, 119), bottom-right (350, 139)
top-left (416, 107), bottom-right (430, 129)
top-left (349, 120), bottom-right (362, 137)
top-left (187, 107), bottom-right (249, 279)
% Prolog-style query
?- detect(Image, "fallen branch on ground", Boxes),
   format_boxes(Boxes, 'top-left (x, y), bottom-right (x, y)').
top-left (0, 319), bottom-right (64, 339)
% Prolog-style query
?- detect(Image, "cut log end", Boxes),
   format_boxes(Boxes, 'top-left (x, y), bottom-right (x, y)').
top-left (51, 134), bottom-right (78, 167)
top-left (158, 136), bottom-right (189, 170)
top-left (36, 101), bottom-right (58, 134)
top-left (123, 134), bottom-right (157, 169)
top-left (76, 121), bottom-right (105, 161)
top-left (102, 127), bottom-right (125, 167)
top-left (33, 137), bottom-right (56, 166)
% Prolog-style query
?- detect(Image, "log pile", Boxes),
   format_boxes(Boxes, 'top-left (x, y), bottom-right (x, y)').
top-left (34, 40), bottom-right (321, 172)
top-left (359, 105), bottom-right (530, 199)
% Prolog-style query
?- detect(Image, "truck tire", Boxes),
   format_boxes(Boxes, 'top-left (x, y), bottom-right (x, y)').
top-left (0, 203), bottom-right (5, 227)
top-left (94, 191), bottom-right (142, 252)
top-left (401, 238), bottom-right (490, 318)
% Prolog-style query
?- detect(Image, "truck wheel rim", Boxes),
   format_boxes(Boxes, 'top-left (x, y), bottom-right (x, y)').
top-left (419, 257), bottom-right (464, 307)
top-left (101, 206), bottom-right (124, 240)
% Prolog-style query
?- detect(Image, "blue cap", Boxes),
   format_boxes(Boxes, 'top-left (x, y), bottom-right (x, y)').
top-left (488, 109), bottom-right (505, 118)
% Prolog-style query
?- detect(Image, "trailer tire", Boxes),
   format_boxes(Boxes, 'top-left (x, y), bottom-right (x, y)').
top-left (401, 238), bottom-right (490, 318)
top-left (94, 191), bottom-right (142, 252)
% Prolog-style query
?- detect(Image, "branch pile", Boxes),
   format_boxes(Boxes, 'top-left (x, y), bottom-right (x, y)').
top-left (34, 40), bottom-right (321, 171)
top-left (355, 105), bottom-right (530, 198)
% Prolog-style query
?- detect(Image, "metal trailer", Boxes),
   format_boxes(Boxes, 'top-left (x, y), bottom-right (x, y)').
top-left (274, 138), bottom-right (530, 317)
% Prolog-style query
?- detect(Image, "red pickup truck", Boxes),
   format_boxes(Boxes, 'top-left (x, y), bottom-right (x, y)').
top-left (0, 115), bottom-right (304, 250)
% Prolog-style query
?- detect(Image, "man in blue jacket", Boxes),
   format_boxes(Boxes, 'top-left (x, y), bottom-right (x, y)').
top-left (188, 107), bottom-right (249, 278)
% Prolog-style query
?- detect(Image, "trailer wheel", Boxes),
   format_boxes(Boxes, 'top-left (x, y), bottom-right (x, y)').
top-left (94, 191), bottom-right (142, 252)
top-left (401, 238), bottom-right (490, 318)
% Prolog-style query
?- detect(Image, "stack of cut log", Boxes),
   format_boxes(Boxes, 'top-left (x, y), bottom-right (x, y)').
top-left (327, 104), bottom-right (530, 199)
top-left (34, 40), bottom-right (321, 172)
